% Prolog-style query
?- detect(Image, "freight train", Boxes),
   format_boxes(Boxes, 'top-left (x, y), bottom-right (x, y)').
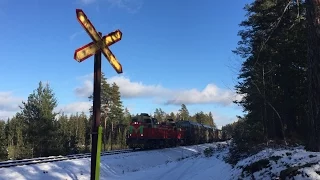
top-left (126, 113), bottom-right (223, 150)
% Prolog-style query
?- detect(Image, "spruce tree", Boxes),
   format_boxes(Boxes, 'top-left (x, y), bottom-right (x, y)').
top-left (20, 81), bottom-right (58, 157)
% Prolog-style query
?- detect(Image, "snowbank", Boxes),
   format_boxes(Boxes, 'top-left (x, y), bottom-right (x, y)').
top-left (231, 146), bottom-right (320, 180)
top-left (1, 142), bottom-right (320, 180)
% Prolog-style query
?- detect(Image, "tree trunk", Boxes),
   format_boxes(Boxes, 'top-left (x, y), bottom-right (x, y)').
top-left (262, 65), bottom-right (269, 141)
top-left (104, 118), bottom-right (107, 152)
top-left (111, 121), bottom-right (113, 150)
top-left (306, 0), bottom-right (320, 151)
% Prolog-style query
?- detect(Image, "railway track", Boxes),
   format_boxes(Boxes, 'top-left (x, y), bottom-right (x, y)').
top-left (0, 149), bottom-right (134, 168)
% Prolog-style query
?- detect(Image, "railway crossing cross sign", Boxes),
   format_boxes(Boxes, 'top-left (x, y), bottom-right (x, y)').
top-left (74, 9), bottom-right (123, 73)
top-left (73, 8), bottom-right (124, 180)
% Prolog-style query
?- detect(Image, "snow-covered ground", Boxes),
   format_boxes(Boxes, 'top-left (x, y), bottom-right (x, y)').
top-left (0, 142), bottom-right (320, 180)
top-left (231, 146), bottom-right (320, 180)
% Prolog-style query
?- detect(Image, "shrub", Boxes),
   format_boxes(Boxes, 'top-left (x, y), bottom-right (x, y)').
top-left (225, 118), bottom-right (265, 165)
top-left (203, 147), bottom-right (214, 157)
top-left (243, 159), bottom-right (270, 174)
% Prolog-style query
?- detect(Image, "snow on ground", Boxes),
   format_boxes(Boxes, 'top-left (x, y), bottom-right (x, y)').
top-left (230, 146), bottom-right (320, 180)
top-left (0, 143), bottom-right (231, 180)
top-left (0, 142), bottom-right (320, 180)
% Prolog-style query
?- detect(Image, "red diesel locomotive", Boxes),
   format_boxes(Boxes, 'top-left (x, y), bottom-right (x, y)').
top-left (126, 113), bottom-right (219, 150)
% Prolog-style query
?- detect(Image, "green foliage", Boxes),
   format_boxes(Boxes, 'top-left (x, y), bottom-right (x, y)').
top-left (226, 118), bottom-right (265, 165)
top-left (0, 121), bottom-right (7, 161)
top-left (7, 145), bottom-right (32, 160)
top-left (54, 112), bottom-right (86, 155)
top-left (232, 118), bottom-right (265, 149)
top-left (148, 104), bottom-right (216, 127)
top-left (1, 81), bottom-right (94, 160)
top-left (221, 121), bottom-right (237, 140)
top-left (151, 106), bottom-right (216, 127)
top-left (193, 111), bottom-right (216, 127)
top-left (229, 0), bottom-right (309, 161)
top-left (167, 112), bottom-right (176, 120)
top-left (5, 115), bottom-right (30, 159)
top-left (154, 108), bottom-right (166, 121)
top-left (88, 73), bottom-right (126, 151)
top-left (178, 104), bottom-right (190, 120)
top-left (19, 81), bottom-right (58, 157)
top-left (109, 83), bottom-right (124, 124)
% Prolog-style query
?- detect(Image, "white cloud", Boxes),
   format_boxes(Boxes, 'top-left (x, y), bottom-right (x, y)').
top-left (109, 76), bottom-right (172, 98)
top-left (0, 72), bottom-right (242, 120)
top-left (74, 74), bottom-right (243, 106)
top-left (0, 111), bottom-right (15, 120)
top-left (123, 104), bottom-right (135, 113)
top-left (164, 84), bottom-right (242, 106)
top-left (77, 0), bottom-right (143, 14)
top-left (106, 0), bottom-right (143, 14)
top-left (0, 92), bottom-right (23, 119)
top-left (79, 0), bottom-right (96, 5)
top-left (55, 102), bottom-right (92, 114)
top-left (0, 91), bottom-right (92, 119)
top-left (74, 80), bottom-right (93, 98)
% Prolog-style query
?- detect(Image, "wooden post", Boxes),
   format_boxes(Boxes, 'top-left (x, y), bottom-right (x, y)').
top-left (90, 32), bottom-right (102, 180)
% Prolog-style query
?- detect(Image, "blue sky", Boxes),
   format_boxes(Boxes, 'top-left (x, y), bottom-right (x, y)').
top-left (0, 0), bottom-right (252, 128)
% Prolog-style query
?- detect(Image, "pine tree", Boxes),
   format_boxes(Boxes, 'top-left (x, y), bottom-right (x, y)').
top-left (169, 112), bottom-right (176, 120)
top-left (88, 73), bottom-right (126, 150)
top-left (89, 73), bottom-right (110, 151)
top-left (7, 113), bottom-right (32, 159)
top-left (0, 121), bottom-right (7, 161)
top-left (123, 107), bottom-right (131, 124)
top-left (233, 0), bottom-right (307, 144)
top-left (178, 104), bottom-right (190, 120)
top-left (20, 81), bottom-right (58, 157)
top-left (109, 83), bottom-right (125, 149)
top-left (77, 112), bottom-right (88, 150)
top-left (208, 112), bottom-right (216, 128)
top-left (109, 83), bottom-right (124, 124)
top-left (194, 111), bottom-right (206, 124)
top-left (56, 112), bottom-right (70, 155)
top-left (154, 108), bottom-right (166, 121)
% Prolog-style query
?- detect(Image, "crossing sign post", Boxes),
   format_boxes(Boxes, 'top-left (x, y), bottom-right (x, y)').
top-left (73, 9), bottom-right (123, 180)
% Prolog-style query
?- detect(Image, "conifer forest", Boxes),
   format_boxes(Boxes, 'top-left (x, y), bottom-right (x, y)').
top-left (1, 0), bottom-right (320, 165)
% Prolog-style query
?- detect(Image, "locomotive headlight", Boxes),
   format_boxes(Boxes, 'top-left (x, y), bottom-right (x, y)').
top-left (129, 134), bottom-right (131, 136)
top-left (141, 134), bottom-right (143, 136)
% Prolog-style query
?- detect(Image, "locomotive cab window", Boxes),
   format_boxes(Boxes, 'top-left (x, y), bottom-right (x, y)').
top-left (144, 118), bottom-right (152, 123)
top-left (131, 118), bottom-right (139, 123)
